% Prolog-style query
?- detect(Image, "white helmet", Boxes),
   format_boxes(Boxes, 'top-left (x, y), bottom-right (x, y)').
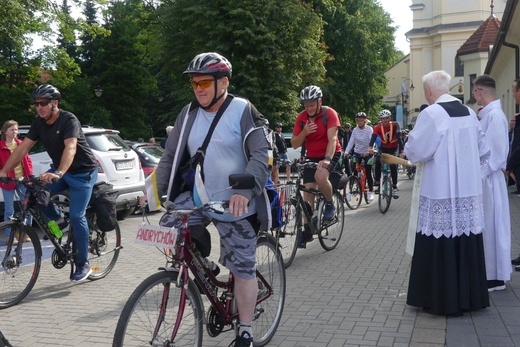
top-left (379, 109), bottom-right (391, 118)
top-left (299, 85), bottom-right (323, 104)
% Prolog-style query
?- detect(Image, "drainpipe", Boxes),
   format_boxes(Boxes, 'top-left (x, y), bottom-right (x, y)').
top-left (502, 38), bottom-right (519, 113)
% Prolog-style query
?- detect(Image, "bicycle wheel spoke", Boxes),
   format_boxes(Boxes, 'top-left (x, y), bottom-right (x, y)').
top-left (0, 223), bottom-right (41, 309)
top-left (113, 271), bottom-right (203, 346)
top-left (254, 235), bottom-right (285, 346)
top-left (318, 191), bottom-right (345, 251)
top-left (87, 221), bottom-right (122, 280)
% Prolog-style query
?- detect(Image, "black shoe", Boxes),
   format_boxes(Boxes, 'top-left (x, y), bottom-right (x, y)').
top-left (512, 255), bottom-right (520, 265)
top-left (511, 190), bottom-right (520, 194)
top-left (392, 185), bottom-right (398, 191)
top-left (228, 332), bottom-right (253, 347)
top-left (487, 280), bottom-right (506, 292)
top-left (374, 184), bottom-right (380, 194)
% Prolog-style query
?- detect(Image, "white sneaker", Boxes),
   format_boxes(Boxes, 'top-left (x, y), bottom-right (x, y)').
top-left (367, 192), bottom-right (374, 202)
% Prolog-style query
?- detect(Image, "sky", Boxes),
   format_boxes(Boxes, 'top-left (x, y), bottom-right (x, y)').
top-left (379, 0), bottom-right (413, 54)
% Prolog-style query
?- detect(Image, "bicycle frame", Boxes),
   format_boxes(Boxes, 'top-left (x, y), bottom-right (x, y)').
top-left (158, 212), bottom-right (275, 341)
top-left (353, 158), bottom-right (368, 193)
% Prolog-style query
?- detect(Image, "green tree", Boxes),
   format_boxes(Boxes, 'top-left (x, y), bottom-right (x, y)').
top-left (90, 0), bottom-right (157, 139)
top-left (157, 0), bottom-right (327, 126)
top-left (321, 0), bottom-right (401, 123)
top-left (0, 0), bottom-right (51, 124)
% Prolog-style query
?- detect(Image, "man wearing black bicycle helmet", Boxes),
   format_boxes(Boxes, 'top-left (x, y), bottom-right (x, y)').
top-left (151, 52), bottom-right (271, 347)
top-left (0, 84), bottom-right (98, 282)
top-left (292, 85), bottom-right (342, 248)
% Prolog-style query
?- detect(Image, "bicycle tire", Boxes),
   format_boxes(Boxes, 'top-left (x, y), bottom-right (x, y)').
top-left (344, 176), bottom-right (362, 210)
top-left (254, 234), bottom-right (286, 346)
top-left (87, 220), bottom-right (122, 280)
top-left (378, 176), bottom-right (392, 214)
top-left (112, 270), bottom-right (204, 347)
top-left (317, 191), bottom-right (345, 251)
top-left (276, 194), bottom-right (299, 269)
top-left (0, 222), bottom-right (42, 309)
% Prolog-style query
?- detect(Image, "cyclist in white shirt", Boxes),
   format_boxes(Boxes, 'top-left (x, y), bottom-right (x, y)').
top-left (343, 112), bottom-right (374, 201)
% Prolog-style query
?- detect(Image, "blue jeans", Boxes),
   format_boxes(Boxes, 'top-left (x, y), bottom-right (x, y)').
top-left (2, 186), bottom-right (33, 238)
top-left (43, 169), bottom-right (98, 266)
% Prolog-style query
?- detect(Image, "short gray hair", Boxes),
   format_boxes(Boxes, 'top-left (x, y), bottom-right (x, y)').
top-left (166, 125), bottom-right (173, 133)
top-left (422, 70), bottom-right (451, 94)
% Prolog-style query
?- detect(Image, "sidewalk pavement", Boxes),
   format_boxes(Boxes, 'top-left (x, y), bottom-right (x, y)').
top-left (1, 171), bottom-right (520, 346)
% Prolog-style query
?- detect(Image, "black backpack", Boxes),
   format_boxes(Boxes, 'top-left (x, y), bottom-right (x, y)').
top-left (89, 182), bottom-right (118, 232)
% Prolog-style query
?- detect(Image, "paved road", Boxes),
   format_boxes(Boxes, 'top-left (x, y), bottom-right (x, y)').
top-left (1, 171), bottom-right (520, 346)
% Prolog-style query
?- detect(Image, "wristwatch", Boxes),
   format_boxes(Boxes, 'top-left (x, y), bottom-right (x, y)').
top-left (325, 155), bottom-right (332, 161)
top-left (55, 170), bottom-right (63, 178)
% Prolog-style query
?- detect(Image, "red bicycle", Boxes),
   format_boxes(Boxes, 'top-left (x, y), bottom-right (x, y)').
top-left (343, 155), bottom-right (373, 210)
top-left (113, 174), bottom-right (285, 347)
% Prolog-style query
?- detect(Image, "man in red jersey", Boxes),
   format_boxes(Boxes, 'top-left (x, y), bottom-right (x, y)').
top-left (291, 85), bottom-right (342, 248)
top-left (368, 109), bottom-right (404, 195)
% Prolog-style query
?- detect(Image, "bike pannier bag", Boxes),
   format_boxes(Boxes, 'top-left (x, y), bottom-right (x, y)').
top-left (89, 182), bottom-right (118, 232)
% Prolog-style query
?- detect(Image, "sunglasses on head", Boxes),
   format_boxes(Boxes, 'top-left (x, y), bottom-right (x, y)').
top-left (191, 79), bottom-right (214, 90)
top-left (33, 100), bottom-right (52, 107)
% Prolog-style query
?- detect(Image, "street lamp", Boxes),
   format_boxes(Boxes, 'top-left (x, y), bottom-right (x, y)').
top-left (401, 78), bottom-right (415, 127)
top-left (94, 86), bottom-right (103, 98)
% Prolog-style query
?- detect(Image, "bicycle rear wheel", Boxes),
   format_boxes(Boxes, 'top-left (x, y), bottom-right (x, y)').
top-left (113, 270), bottom-right (204, 347)
top-left (276, 185), bottom-right (299, 268)
top-left (88, 220), bottom-right (122, 280)
top-left (254, 234), bottom-right (286, 346)
top-left (0, 222), bottom-right (41, 309)
top-left (344, 176), bottom-right (362, 210)
top-left (317, 191), bottom-right (345, 251)
top-left (378, 176), bottom-right (392, 214)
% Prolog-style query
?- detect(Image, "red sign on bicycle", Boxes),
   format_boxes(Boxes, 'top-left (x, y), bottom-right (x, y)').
top-left (135, 222), bottom-right (177, 248)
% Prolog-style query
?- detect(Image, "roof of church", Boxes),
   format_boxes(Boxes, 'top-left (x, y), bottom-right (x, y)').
top-left (457, 14), bottom-right (501, 56)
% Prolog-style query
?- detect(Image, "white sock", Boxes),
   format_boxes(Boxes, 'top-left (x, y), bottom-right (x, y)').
top-left (239, 322), bottom-right (252, 339)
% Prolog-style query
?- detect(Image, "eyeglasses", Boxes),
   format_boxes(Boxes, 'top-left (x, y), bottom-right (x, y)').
top-left (191, 79), bottom-right (214, 89)
top-left (33, 100), bottom-right (52, 107)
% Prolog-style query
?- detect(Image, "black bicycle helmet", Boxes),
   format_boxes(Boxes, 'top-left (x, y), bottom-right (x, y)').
top-left (344, 123), bottom-right (352, 128)
top-left (275, 122), bottom-right (282, 127)
top-left (183, 52), bottom-right (232, 79)
top-left (299, 85), bottom-right (322, 104)
top-left (355, 112), bottom-right (367, 119)
top-left (32, 84), bottom-right (61, 101)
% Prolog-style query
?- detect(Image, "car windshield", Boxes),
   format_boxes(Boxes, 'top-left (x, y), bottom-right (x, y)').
top-left (86, 132), bottom-right (131, 152)
top-left (135, 145), bottom-right (163, 164)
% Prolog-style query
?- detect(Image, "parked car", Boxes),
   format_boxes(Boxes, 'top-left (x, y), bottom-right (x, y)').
top-left (0, 126), bottom-right (146, 220)
top-left (282, 132), bottom-right (301, 168)
top-left (125, 141), bottom-right (164, 177)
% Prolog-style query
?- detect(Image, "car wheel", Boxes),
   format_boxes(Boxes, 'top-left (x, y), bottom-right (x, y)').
top-left (116, 208), bottom-right (132, 221)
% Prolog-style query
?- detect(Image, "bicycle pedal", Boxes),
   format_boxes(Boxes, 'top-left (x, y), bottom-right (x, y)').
top-left (393, 195), bottom-right (399, 199)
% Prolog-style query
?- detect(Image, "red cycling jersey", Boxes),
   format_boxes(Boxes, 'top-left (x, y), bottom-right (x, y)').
top-left (293, 107), bottom-right (342, 158)
top-left (372, 121), bottom-right (401, 149)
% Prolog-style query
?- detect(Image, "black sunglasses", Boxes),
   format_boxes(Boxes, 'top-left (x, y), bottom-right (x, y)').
top-left (33, 100), bottom-right (52, 107)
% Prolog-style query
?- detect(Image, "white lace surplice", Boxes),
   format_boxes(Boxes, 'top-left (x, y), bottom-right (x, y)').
top-left (404, 95), bottom-right (489, 239)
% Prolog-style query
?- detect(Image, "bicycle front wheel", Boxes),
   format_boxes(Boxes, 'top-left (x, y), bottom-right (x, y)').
top-left (88, 220), bottom-right (122, 280)
top-left (0, 222), bottom-right (41, 309)
top-left (254, 234), bottom-right (286, 346)
top-left (113, 270), bottom-right (204, 347)
top-left (344, 176), bottom-right (362, 210)
top-left (318, 191), bottom-right (345, 251)
top-left (378, 176), bottom-right (392, 214)
top-left (276, 187), bottom-right (299, 268)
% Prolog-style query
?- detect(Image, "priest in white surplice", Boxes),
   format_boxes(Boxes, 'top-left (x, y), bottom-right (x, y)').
top-left (405, 70), bottom-right (490, 316)
top-left (473, 74), bottom-right (512, 292)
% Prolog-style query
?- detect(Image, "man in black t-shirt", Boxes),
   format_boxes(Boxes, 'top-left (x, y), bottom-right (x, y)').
top-left (0, 84), bottom-right (98, 282)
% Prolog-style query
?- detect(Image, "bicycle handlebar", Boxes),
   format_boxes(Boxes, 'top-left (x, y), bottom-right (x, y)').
top-left (163, 200), bottom-right (229, 215)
